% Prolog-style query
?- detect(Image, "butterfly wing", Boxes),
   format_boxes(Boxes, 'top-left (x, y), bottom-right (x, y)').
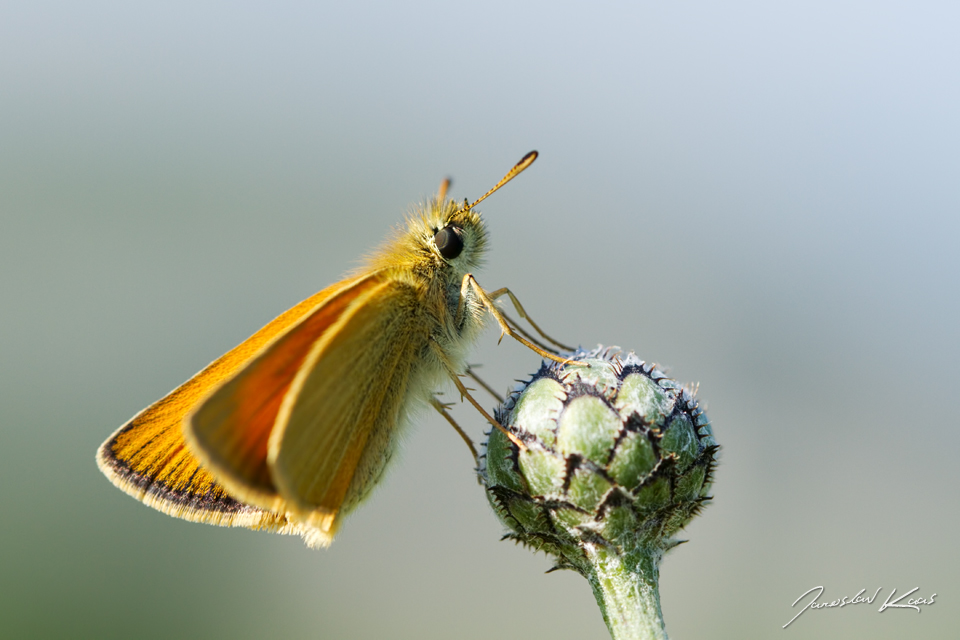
top-left (265, 277), bottom-right (429, 539)
top-left (185, 271), bottom-right (386, 511)
top-left (96, 272), bottom-right (377, 539)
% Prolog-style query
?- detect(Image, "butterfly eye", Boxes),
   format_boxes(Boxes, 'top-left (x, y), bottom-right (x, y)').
top-left (434, 226), bottom-right (464, 260)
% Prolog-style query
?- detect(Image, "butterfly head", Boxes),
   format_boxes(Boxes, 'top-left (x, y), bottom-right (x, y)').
top-left (426, 197), bottom-right (488, 271)
top-left (367, 197), bottom-right (488, 280)
top-left (365, 151), bottom-right (536, 284)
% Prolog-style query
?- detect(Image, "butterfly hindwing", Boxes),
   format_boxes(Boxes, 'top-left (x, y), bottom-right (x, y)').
top-left (185, 271), bottom-right (385, 511)
top-left (267, 277), bottom-right (429, 537)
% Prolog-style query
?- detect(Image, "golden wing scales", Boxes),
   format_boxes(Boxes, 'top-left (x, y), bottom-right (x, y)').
top-left (185, 272), bottom-right (384, 509)
top-left (269, 278), bottom-right (428, 532)
top-left (96, 273), bottom-right (376, 544)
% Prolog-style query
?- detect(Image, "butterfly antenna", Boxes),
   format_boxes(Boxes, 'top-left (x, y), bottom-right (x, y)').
top-left (462, 150), bottom-right (538, 212)
top-left (437, 177), bottom-right (451, 204)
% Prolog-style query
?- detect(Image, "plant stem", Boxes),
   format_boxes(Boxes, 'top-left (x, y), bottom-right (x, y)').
top-left (582, 543), bottom-right (668, 640)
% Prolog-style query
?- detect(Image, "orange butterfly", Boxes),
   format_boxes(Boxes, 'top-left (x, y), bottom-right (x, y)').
top-left (96, 151), bottom-right (574, 548)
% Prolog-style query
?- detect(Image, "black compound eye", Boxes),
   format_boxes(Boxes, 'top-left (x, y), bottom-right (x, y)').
top-left (434, 226), bottom-right (464, 260)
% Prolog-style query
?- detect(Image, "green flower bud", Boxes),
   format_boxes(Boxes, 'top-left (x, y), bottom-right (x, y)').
top-left (481, 346), bottom-right (718, 640)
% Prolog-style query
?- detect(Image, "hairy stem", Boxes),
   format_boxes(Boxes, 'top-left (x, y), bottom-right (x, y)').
top-left (582, 544), bottom-right (668, 640)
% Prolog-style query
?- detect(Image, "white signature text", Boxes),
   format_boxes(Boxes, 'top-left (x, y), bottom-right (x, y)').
top-left (783, 586), bottom-right (936, 628)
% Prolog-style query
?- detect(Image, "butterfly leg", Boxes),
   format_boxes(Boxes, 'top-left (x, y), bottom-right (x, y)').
top-left (499, 311), bottom-right (562, 356)
top-left (430, 339), bottom-right (527, 451)
top-left (484, 287), bottom-right (575, 352)
top-left (464, 365), bottom-right (504, 404)
top-left (462, 274), bottom-right (583, 367)
top-left (430, 397), bottom-right (480, 473)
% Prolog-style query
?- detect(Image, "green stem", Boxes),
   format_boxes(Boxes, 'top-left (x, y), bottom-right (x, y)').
top-left (582, 544), bottom-right (668, 640)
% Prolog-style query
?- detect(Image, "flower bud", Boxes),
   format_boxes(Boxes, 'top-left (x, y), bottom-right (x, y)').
top-left (481, 346), bottom-right (718, 639)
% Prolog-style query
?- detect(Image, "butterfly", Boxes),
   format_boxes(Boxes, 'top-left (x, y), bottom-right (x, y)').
top-left (96, 151), bottom-right (575, 548)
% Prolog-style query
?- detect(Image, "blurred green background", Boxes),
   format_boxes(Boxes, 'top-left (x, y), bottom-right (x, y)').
top-left (2, 2), bottom-right (957, 639)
